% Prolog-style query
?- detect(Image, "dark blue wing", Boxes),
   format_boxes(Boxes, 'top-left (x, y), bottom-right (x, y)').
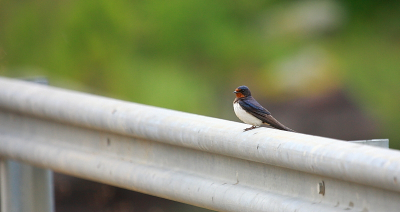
top-left (239, 97), bottom-right (295, 132)
top-left (238, 97), bottom-right (271, 116)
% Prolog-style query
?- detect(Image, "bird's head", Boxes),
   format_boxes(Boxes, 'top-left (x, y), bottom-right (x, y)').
top-left (233, 85), bottom-right (251, 98)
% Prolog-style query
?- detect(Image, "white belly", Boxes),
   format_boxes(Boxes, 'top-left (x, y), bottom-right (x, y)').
top-left (233, 102), bottom-right (262, 126)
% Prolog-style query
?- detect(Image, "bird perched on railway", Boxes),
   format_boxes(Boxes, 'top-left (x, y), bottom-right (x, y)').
top-left (233, 85), bottom-right (295, 132)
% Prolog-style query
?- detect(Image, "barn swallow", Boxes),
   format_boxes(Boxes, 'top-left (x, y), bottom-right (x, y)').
top-left (233, 85), bottom-right (295, 132)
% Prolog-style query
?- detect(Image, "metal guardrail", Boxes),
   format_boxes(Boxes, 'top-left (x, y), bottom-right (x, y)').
top-left (0, 77), bottom-right (54, 212)
top-left (0, 76), bottom-right (399, 212)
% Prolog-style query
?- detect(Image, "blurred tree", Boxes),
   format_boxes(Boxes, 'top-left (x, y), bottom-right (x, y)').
top-left (0, 0), bottom-right (399, 147)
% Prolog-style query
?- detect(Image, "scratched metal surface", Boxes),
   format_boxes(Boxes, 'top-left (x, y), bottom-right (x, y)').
top-left (1, 77), bottom-right (400, 212)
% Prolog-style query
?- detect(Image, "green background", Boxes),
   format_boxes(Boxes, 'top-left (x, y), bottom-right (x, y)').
top-left (0, 1), bottom-right (399, 145)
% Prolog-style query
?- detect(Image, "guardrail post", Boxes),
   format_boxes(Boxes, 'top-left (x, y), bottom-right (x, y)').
top-left (0, 160), bottom-right (54, 212)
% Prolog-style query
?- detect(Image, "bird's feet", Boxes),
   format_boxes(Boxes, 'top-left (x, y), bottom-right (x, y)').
top-left (244, 125), bottom-right (258, 132)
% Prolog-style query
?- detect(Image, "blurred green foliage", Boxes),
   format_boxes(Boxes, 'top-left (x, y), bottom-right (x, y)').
top-left (0, 0), bottom-right (399, 148)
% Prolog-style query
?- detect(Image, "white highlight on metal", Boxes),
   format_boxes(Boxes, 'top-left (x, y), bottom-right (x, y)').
top-left (233, 102), bottom-right (262, 126)
top-left (0, 76), bottom-right (399, 212)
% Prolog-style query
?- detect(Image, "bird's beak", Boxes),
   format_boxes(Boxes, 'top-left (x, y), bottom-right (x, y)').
top-left (233, 91), bottom-right (239, 93)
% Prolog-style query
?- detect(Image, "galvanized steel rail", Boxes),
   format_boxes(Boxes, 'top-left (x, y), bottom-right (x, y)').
top-left (0, 77), bottom-right (399, 212)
